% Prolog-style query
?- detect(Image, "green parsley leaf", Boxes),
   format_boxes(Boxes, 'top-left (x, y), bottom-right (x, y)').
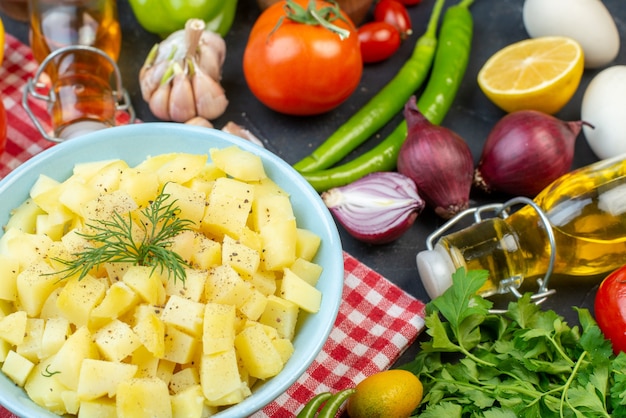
top-left (402, 267), bottom-right (622, 417)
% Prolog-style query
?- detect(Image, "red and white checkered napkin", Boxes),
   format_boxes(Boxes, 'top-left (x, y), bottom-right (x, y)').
top-left (0, 33), bottom-right (54, 177)
top-left (255, 252), bottom-right (425, 417)
top-left (0, 33), bottom-right (426, 418)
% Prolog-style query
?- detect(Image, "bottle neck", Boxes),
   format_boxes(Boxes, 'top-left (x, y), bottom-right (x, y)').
top-left (435, 214), bottom-right (546, 297)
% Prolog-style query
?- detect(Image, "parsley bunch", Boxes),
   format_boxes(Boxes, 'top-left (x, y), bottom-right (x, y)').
top-left (401, 268), bottom-right (626, 417)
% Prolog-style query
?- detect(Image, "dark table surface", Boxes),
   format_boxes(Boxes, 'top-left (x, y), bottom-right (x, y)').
top-left (1, 0), bottom-right (623, 365)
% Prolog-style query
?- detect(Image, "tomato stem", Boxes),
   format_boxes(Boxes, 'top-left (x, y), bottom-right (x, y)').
top-left (272, 0), bottom-right (351, 40)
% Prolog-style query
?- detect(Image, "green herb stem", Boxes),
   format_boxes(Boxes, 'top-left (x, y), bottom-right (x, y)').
top-left (51, 187), bottom-right (193, 283)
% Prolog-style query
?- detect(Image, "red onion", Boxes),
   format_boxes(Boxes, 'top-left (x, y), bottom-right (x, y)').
top-left (397, 96), bottom-right (474, 219)
top-left (473, 110), bottom-right (589, 197)
top-left (321, 171), bottom-right (425, 244)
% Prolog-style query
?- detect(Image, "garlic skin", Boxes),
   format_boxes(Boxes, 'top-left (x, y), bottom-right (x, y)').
top-left (221, 121), bottom-right (265, 148)
top-left (322, 172), bottom-right (425, 245)
top-left (139, 18), bottom-right (229, 122)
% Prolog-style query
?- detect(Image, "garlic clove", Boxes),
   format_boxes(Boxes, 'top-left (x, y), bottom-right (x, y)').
top-left (221, 121), bottom-right (264, 148)
top-left (148, 82), bottom-right (172, 121)
top-left (191, 64), bottom-right (228, 120)
top-left (322, 171), bottom-right (425, 244)
top-left (185, 116), bottom-right (214, 128)
top-left (168, 62), bottom-right (197, 123)
top-left (197, 32), bottom-right (227, 81)
top-left (139, 58), bottom-right (170, 102)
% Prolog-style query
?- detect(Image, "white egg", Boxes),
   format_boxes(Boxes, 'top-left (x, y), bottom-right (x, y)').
top-left (581, 66), bottom-right (626, 159)
top-left (523, 0), bottom-right (620, 69)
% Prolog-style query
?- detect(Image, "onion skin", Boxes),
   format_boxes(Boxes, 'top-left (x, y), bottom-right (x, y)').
top-left (473, 110), bottom-right (586, 197)
top-left (321, 171), bottom-right (425, 245)
top-left (397, 96), bottom-right (474, 219)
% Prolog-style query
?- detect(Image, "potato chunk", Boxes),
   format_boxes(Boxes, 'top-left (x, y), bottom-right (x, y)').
top-left (2, 350), bottom-right (34, 386)
top-left (235, 323), bottom-right (284, 380)
top-left (201, 177), bottom-right (254, 239)
top-left (122, 266), bottom-right (165, 306)
top-left (0, 310), bottom-right (28, 346)
top-left (202, 303), bottom-right (235, 355)
top-left (210, 146), bottom-right (266, 182)
top-left (56, 275), bottom-right (107, 327)
top-left (77, 359), bottom-right (138, 399)
top-left (161, 295), bottom-right (205, 337)
top-left (200, 348), bottom-right (245, 405)
top-left (116, 377), bottom-right (172, 418)
top-left (279, 268), bottom-right (322, 313)
top-left (93, 320), bottom-right (142, 362)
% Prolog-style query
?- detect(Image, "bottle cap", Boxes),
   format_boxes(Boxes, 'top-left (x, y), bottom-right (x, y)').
top-left (416, 245), bottom-right (455, 299)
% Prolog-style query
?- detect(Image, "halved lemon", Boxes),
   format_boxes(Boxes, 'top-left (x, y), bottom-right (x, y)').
top-left (477, 36), bottom-right (584, 114)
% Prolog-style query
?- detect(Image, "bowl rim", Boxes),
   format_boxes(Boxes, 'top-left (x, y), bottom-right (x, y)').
top-left (0, 123), bottom-right (344, 417)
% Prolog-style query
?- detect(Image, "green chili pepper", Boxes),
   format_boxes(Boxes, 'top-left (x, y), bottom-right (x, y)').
top-left (292, 0), bottom-right (446, 174)
top-left (296, 392), bottom-right (333, 418)
top-left (302, 0), bottom-right (475, 192)
top-left (317, 388), bottom-right (356, 418)
top-left (128, 0), bottom-right (238, 38)
top-left (418, 0), bottom-right (475, 125)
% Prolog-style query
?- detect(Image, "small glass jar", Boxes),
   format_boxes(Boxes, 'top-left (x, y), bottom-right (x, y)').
top-left (23, 0), bottom-right (133, 141)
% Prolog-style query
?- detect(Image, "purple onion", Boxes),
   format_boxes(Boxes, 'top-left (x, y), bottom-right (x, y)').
top-left (321, 171), bottom-right (425, 244)
top-left (474, 110), bottom-right (587, 197)
top-left (397, 96), bottom-right (474, 219)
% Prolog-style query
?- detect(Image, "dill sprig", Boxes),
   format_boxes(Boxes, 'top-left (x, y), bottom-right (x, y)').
top-left (53, 189), bottom-right (194, 283)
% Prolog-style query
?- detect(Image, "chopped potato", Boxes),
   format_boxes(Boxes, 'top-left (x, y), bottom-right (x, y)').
top-left (0, 147), bottom-right (326, 417)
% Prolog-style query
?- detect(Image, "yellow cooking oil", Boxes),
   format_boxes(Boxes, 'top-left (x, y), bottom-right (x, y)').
top-left (433, 155), bottom-right (626, 297)
top-left (28, 0), bottom-right (121, 139)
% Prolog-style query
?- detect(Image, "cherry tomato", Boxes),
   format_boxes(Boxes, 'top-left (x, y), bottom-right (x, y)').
top-left (374, 0), bottom-right (412, 39)
top-left (358, 21), bottom-right (402, 63)
top-left (243, 0), bottom-right (363, 116)
top-left (594, 265), bottom-right (626, 354)
top-left (0, 100), bottom-right (6, 158)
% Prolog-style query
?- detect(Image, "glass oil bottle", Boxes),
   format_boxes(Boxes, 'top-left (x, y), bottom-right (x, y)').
top-left (417, 154), bottom-right (626, 301)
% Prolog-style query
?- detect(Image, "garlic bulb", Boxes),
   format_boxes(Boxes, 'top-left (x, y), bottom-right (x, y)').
top-left (139, 18), bottom-right (228, 122)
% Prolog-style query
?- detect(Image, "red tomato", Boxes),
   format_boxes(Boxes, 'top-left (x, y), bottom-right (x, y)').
top-left (358, 21), bottom-right (401, 63)
top-left (243, 0), bottom-right (363, 116)
top-left (594, 265), bottom-right (626, 354)
top-left (0, 100), bottom-right (6, 157)
top-left (374, 0), bottom-right (412, 39)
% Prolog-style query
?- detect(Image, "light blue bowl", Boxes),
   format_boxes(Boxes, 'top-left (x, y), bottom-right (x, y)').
top-left (0, 123), bottom-right (344, 418)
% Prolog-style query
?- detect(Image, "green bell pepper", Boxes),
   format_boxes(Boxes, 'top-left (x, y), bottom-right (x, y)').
top-left (129, 0), bottom-right (238, 38)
